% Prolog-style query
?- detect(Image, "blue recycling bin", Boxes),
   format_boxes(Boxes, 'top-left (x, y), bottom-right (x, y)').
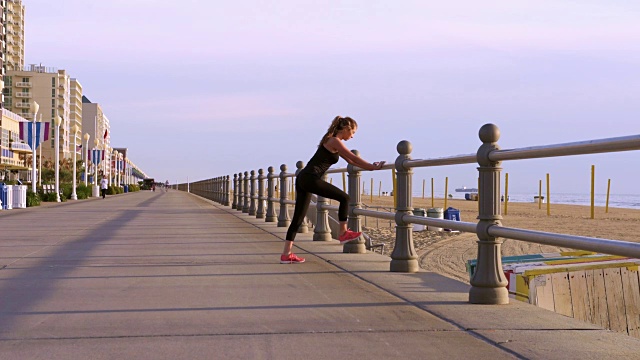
top-left (124, 185), bottom-right (129, 193)
top-left (444, 207), bottom-right (460, 221)
top-left (0, 184), bottom-right (6, 210)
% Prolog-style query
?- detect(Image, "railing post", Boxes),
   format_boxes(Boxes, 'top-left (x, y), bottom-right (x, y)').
top-left (313, 172), bottom-right (332, 241)
top-left (236, 173), bottom-right (243, 212)
top-left (242, 171), bottom-right (250, 213)
top-left (249, 170), bottom-right (257, 216)
top-left (344, 150), bottom-right (366, 253)
top-left (295, 161), bottom-right (308, 233)
top-left (266, 166), bottom-right (278, 222)
top-left (215, 177), bottom-right (220, 203)
top-left (224, 175), bottom-right (231, 206)
top-left (256, 169), bottom-right (265, 219)
top-left (277, 164), bottom-right (291, 227)
top-left (390, 141), bottom-right (418, 271)
top-left (470, 124), bottom-right (509, 304)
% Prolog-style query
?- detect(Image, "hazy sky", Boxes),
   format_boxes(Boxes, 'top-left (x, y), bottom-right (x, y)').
top-left (24, 1), bottom-right (640, 195)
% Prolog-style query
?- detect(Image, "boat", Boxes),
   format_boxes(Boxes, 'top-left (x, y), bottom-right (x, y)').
top-left (455, 186), bottom-right (478, 192)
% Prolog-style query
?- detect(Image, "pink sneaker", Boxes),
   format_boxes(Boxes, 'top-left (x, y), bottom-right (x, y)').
top-left (280, 253), bottom-right (305, 264)
top-left (339, 229), bottom-right (362, 244)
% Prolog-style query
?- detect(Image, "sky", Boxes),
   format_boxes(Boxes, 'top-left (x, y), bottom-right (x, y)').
top-left (24, 0), bottom-right (640, 195)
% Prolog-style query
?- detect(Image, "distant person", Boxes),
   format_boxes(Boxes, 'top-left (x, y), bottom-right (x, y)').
top-left (165, 180), bottom-right (169, 192)
top-left (280, 116), bottom-right (385, 264)
top-left (100, 178), bottom-right (108, 199)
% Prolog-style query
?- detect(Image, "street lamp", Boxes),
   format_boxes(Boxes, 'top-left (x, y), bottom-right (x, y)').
top-left (83, 133), bottom-right (90, 185)
top-left (71, 124), bottom-right (79, 200)
top-left (54, 115), bottom-right (61, 202)
top-left (29, 101), bottom-right (39, 192)
top-left (93, 138), bottom-right (100, 197)
top-left (113, 150), bottom-right (119, 187)
top-left (118, 153), bottom-right (123, 187)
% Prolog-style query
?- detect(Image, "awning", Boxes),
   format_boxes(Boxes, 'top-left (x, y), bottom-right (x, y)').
top-left (10, 142), bottom-right (32, 153)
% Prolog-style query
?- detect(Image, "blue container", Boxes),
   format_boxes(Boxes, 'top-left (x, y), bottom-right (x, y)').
top-left (0, 184), bottom-right (8, 210)
top-left (444, 207), bottom-right (460, 221)
top-left (124, 185), bottom-right (129, 193)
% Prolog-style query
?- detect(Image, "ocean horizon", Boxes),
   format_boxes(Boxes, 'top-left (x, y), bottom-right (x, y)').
top-left (403, 191), bottom-right (640, 210)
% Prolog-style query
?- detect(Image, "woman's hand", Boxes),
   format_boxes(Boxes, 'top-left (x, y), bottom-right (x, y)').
top-left (371, 161), bottom-right (386, 170)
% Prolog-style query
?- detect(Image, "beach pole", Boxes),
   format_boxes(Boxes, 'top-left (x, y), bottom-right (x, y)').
top-left (504, 173), bottom-right (509, 215)
top-left (444, 177), bottom-right (449, 209)
top-left (378, 180), bottom-right (381, 198)
top-left (538, 180), bottom-right (543, 209)
top-left (370, 178), bottom-right (373, 202)
top-left (590, 165), bottom-right (595, 219)
top-left (606, 179), bottom-right (611, 213)
top-left (422, 179), bottom-right (425, 199)
top-left (431, 178), bottom-right (434, 208)
top-left (546, 173), bottom-right (551, 216)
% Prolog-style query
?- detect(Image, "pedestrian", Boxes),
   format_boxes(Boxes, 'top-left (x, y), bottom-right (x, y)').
top-left (100, 177), bottom-right (108, 199)
top-left (280, 116), bottom-right (385, 264)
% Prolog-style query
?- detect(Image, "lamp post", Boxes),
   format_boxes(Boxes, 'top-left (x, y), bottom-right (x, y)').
top-left (93, 138), bottom-right (99, 197)
top-left (112, 150), bottom-right (118, 186)
top-left (54, 115), bottom-right (61, 202)
top-left (83, 133), bottom-right (90, 185)
top-left (71, 124), bottom-right (79, 200)
top-left (29, 101), bottom-right (39, 192)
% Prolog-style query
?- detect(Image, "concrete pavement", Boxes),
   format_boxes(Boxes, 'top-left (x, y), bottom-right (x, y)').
top-left (1, 190), bottom-right (639, 359)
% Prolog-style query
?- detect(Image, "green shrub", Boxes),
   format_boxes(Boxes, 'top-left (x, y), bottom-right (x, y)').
top-left (42, 192), bottom-right (59, 202)
top-left (76, 184), bottom-right (91, 199)
top-left (26, 189), bottom-right (41, 207)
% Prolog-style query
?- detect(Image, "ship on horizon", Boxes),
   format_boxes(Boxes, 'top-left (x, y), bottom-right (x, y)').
top-left (455, 186), bottom-right (478, 192)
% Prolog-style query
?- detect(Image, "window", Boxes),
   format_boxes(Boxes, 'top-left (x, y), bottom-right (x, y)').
top-left (51, 77), bottom-right (56, 87)
top-left (22, 77), bottom-right (29, 83)
top-left (51, 99), bottom-right (55, 107)
top-left (51, 89), bottom-right (55, 97)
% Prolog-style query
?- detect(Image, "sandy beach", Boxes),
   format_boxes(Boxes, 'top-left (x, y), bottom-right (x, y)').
top-left (355, 196), bottom-right (640, 284)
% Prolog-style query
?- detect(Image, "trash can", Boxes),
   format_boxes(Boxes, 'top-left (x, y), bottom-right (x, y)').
top-left (12, 185), bottom-right (27, 208)
top-left (124, 185), bottom-right (129, 193)
top-left (412, 208), bottom-right (426, 232)
top-left (427, 207), bottom-right (444, 231)
top-left (444, 207), bottom-right (460, 221)
top-left (1, 184), bottom-right (13, 210)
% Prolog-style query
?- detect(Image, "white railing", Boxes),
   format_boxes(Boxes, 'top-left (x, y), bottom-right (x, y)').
top-left (182, 123), bottom-right (640, 305)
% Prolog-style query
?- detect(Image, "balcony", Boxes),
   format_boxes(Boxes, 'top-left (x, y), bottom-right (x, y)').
top-left (16, 82), bottom-right (32, 88)
top-left (15, 92), bottom-right (31, 98)
top-left (15, 103), bottom-right (30, 109)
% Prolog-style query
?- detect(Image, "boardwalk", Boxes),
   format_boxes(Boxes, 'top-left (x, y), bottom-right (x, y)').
top-left (1, 190), bottom-right (639, 359)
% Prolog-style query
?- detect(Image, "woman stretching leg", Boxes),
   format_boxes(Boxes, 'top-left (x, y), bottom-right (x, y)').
top-left (281, 116), bottom-right (385, 264)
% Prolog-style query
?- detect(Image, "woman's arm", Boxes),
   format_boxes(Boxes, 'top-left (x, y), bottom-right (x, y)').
top-left (325, 138), bottom-right (385, 170)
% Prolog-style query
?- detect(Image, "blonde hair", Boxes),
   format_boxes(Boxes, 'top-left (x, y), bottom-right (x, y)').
top-left (319, 116), bottom-right (358, 146)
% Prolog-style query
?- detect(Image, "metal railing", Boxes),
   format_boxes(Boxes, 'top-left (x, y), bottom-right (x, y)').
top-left (182, 123), bottom-right (640, 305)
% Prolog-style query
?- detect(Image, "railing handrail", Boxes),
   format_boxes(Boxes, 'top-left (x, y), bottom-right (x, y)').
top-left (182, 123), bottom-right (640, 306)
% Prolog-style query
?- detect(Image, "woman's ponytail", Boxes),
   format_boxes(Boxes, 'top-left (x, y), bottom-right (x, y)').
top-left (319, 116), bottom-right (358, 146)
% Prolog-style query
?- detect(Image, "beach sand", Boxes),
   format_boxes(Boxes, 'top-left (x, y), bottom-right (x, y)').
top-left (355, 196), bottom-right (640, 284)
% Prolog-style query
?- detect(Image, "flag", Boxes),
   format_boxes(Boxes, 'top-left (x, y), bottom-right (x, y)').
top-left (76, 144), bottom-right (83, 152)
top-left (103, 129), bottom-right (108, 139)
top-left (18, 121), bottom-right (50, 149)
top-left (88, 149), bottom-right (105, 165)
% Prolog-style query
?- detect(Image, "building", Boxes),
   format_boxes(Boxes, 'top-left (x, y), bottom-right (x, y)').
top-left (81, 95), bottom-right (110, 151)
top-left (2, 0), bottom-right (25, 109)
top-left (0, 108), bottom-right (30, 181)
top-left (69, 78), bottom-right (83, 160)
top-left (4, 64), bottom-right (71, 163)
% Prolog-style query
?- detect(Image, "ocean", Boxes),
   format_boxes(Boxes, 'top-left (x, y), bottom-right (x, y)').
top-left (409, 192), bottom-right (640, 210)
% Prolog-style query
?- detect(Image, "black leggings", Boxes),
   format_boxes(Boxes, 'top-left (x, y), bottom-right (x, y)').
top-left (286, 173), bottom-right (349, 241)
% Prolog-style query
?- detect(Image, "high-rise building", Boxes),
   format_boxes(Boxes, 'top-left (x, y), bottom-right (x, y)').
top-left (69, 78), bottom-right (83, 160)
top-left (5, 64), bottom-right (71, 162)
top-left (3, 0), bottom-right (24, 73)
top-left (81, 95), bottom-right (110, 152)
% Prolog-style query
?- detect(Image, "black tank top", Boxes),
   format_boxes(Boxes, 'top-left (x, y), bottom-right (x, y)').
top-left (300, 145), bottom-right (340, 177)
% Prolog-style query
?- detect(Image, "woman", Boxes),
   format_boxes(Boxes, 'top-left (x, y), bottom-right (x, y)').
top-left (281, 116), bottom-right (386, 264)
